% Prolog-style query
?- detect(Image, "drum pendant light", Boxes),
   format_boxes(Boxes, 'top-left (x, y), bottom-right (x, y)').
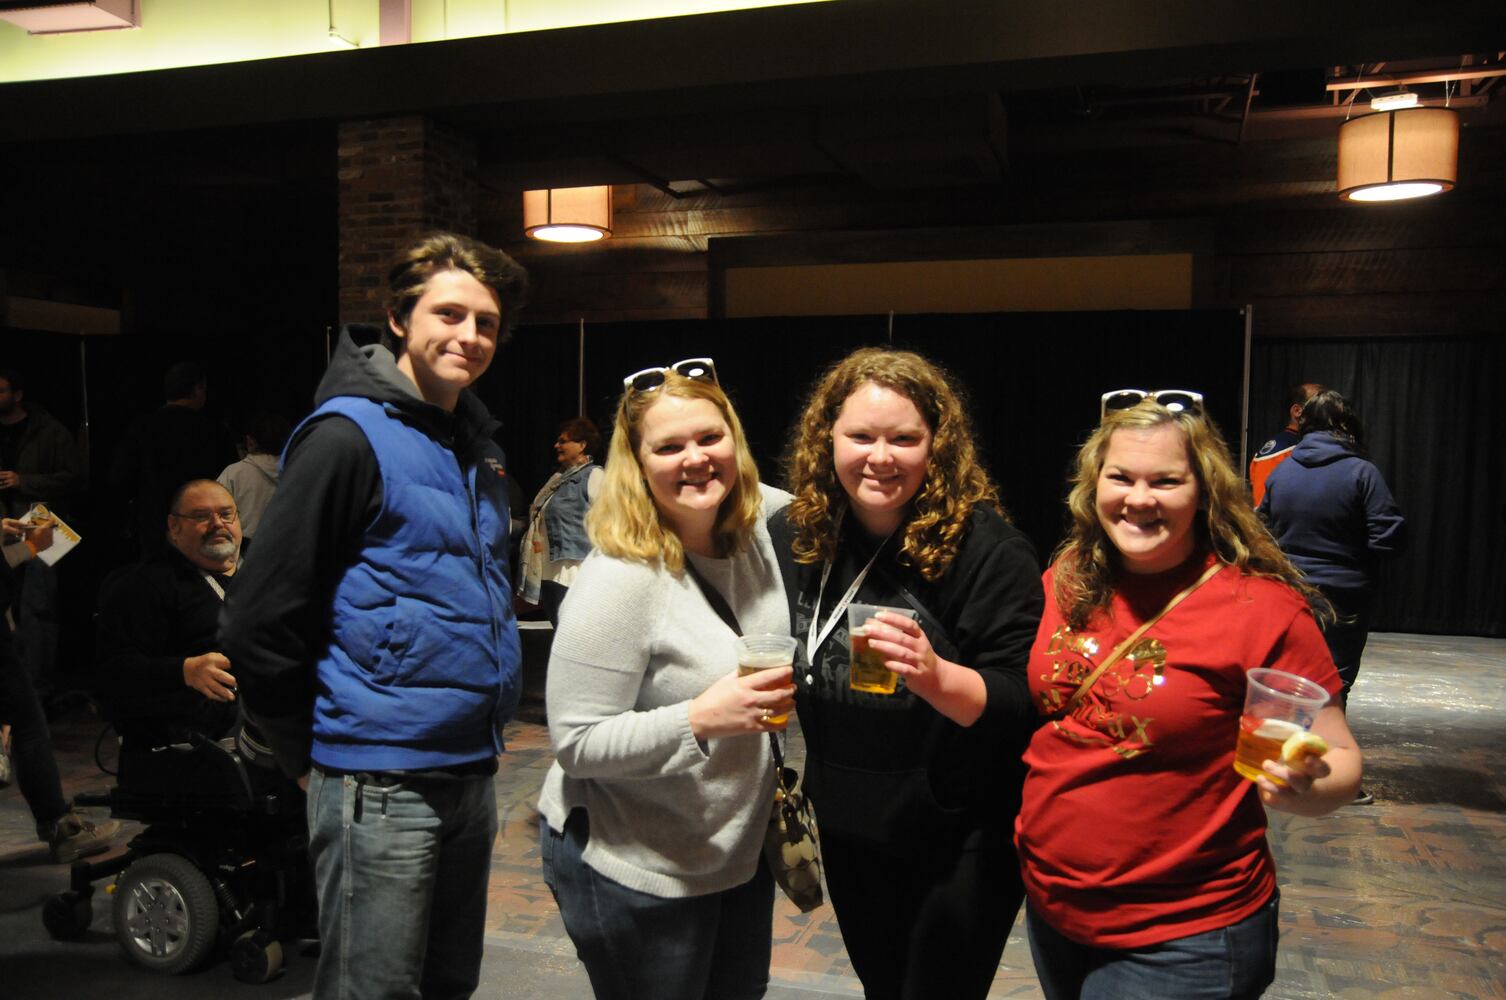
top-left (1337, 106), bottom-right (1459, 203)
top-left (523, 186), bottom-right (613, 242)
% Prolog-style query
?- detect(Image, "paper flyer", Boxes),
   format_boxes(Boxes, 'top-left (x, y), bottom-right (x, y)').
top-left (20, 503), bottom-right (80, 566)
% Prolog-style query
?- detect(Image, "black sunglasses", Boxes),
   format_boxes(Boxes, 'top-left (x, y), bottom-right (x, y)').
top-left (622, 357), bottom-right (718, 393)
top-left (1100, 388), bottom-right (1204, 419)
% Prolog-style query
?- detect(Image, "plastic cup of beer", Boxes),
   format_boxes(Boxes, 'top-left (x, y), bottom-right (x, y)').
top-left (847, 603), bottom-right (919, 695)
top-left (1233, 667), bottom-right (1330, 785)
top-left (734, 634), bottom-right (798, 729)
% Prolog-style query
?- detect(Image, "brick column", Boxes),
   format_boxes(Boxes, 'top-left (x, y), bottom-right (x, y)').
top-left (336, 115), bottom-right (478, 325)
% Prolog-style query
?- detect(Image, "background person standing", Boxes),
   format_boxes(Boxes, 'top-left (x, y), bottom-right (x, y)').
top-left (518, 417), bottom-right (604, 626)
top-left (1258, 389), bottom-right (1405, 804)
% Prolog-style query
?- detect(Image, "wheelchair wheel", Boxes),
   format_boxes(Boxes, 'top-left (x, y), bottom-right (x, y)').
top-left (112, 853), bottom-right (221, 975)
top-left (42, 890), bottom-right (93, 940)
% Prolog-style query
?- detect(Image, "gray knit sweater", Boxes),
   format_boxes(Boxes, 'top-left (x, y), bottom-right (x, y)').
top-left (537, 486), bottom-right (791, 898)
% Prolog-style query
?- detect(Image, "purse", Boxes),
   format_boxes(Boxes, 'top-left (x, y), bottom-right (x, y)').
top-left (764, 731), bottom-right (824, 912)
top-left (683, 561), bottom-right (825, 912)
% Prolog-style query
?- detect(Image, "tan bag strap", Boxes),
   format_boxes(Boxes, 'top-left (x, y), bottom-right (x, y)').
top-left (1058, 561), bottom-right (1223, 717)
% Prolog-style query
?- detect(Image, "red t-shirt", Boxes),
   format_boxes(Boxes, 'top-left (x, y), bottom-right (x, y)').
top-left (1016, 552), bottom-right (1340, 949)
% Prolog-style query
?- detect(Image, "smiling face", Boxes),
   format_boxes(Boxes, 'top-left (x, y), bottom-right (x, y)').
top-left (1095, 423), bottom-right (1201, 574)
top-left (167, 481), bottom-right (242, 574)
top-left (637, 394), bottom-right (738, 543)
top-left (832, 382), bottom-right (933, 537)
top-left (389, 268), bottom-right (502, 411)
top-left (554, 433), bottom-right (587, 468)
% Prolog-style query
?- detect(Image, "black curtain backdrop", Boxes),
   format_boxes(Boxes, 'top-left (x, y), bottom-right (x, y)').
top-left (487, 310), bottom-right (1247, 574)
top-left (1249, 335), bottom-right (1505, 637)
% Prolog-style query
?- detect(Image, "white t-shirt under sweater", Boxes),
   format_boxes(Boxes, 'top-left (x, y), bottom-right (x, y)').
top-left (537, 485), bottom-right (791, 898)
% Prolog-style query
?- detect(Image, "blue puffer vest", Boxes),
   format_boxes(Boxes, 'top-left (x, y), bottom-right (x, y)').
top-left (304, 396), bottom-right (521, 772)
top-left (543, 462), bottom-right (597, 562)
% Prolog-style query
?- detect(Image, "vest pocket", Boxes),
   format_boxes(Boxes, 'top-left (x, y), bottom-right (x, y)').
top-left (367, 601), bottom-right (417, 684)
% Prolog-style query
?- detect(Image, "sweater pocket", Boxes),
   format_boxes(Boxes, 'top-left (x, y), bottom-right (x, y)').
top-left (806, 759), bottom-right (967, 851)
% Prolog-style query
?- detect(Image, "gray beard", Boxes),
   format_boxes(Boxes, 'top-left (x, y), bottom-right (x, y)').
top-left (201, 538), bottom-right (238, 563)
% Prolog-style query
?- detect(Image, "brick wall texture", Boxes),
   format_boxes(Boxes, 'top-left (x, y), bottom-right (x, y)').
top-left (336, 115), bottom-right (478, 325)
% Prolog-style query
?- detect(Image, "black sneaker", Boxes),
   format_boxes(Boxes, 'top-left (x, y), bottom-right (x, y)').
top-left (44, 811), bottom-right (122, 864)
top-left (1350, 789), bottom-right (1375, 806)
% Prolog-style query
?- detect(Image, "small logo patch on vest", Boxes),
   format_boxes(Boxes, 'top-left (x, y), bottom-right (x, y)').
top-left (485, 457), bottom-right (507, 478)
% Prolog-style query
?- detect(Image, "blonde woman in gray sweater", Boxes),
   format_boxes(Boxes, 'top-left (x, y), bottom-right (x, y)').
top-left (537, 360), bottom-right (794, 1000)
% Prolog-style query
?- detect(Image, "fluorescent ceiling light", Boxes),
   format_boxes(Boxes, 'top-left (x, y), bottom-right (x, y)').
top-left (0, 0), bottom-right (137, 34)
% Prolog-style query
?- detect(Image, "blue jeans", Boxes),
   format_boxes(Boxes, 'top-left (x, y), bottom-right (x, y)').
top-left (307, 768), bottom-right (498, 1000)
top-left (540, 809), bottom-right (773, 1000)
top-left (1026, 891), bottom-right (1279, 1000)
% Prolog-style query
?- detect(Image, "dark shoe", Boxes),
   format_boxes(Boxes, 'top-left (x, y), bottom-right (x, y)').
top-left (1350, 788), bottom-right (1375, 806)
top-left (43, 811), bottom-right (122, 864)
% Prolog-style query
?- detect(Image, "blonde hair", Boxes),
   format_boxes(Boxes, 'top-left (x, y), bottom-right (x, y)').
top-left (586, 374), bottom-right (764, 573)
top-left (784, 348), bottom-right (1001, 582)
top-left (1052, 400), bottom-right (1328, 629)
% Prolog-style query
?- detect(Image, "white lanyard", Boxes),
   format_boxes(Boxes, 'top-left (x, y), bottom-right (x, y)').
top-left (200, 570), bottom-right (227, 603)
top-left (805, 516), bottom-right (896, 663)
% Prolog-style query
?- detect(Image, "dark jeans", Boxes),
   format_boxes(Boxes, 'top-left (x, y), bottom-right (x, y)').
top-left (13, 559), bottom-right (59, 692)
top-left (540, 809), bottom-right (774, 1000)
top-left (0, 624), bottom-right (68, 831)
top-left (1319, 587), bottom-right (1372, 707)
top-left (820, 829), bottom-right (1024, 1000)
top-left (1026, 890), bottom-right (1280, 1000)
top-left (539, 579), bottom-right (569, 629)
top-left (307, 767), bottom-right (498, 1000)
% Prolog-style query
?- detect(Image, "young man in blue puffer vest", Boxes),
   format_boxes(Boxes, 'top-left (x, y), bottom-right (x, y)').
top-left (223, 232), bottom-right (528, 1000)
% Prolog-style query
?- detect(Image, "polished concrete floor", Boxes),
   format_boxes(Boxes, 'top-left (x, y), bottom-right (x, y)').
top-left (2, 631), bottom-right (1504, 999)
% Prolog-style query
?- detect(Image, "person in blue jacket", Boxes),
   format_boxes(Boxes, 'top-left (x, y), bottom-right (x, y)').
top-left (1258, 389), bottom-right (1406, 719)
top-left (222, 232), bottom-right (528, 1000)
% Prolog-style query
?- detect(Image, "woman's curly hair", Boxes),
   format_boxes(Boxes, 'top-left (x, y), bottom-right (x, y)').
top-left (1052, 400), bottom-right (1330, 629)
top-left (784, 348), bottom-right (1001, 582)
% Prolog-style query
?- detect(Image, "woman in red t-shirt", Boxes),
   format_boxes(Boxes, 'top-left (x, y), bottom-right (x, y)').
top-left (1015, 392), bottom-right (1362, 1000)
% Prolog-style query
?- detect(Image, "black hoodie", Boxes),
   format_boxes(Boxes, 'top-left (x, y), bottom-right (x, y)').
top-left (220, 325), bottom-right (506, 778)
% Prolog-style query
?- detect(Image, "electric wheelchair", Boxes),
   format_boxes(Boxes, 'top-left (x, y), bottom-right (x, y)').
top-left (42, 719), bottom-right (316, 984)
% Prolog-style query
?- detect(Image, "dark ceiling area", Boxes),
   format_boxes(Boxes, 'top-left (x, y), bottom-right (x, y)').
top-left (2, 0), bottom-right (1504, 334)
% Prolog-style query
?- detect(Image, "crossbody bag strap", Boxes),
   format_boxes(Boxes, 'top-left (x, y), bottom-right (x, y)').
top-left (1057, 561), bottom-right (1223, 718)
top-left (683, 559), bottom-right (793, 783)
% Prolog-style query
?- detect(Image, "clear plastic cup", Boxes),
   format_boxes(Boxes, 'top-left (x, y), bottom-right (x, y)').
top-left (734, 634), bottom-right (798, 728)
top-left (1233, 667), bottom-right (1330, 785)
top-left (846, 603), bottom-right (918, 695)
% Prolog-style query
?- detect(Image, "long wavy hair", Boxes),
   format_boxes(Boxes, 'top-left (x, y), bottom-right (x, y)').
top-left (784, 348), bottom-right (1001, 582)
top-left (587, 373), bottom-right (763, 574)
top-left (1052, 400), bottom-right (1328, 628)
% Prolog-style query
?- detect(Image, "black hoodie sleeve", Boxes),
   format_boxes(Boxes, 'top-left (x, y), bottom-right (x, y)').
top-left (220, 416), bottom-right (381, 779)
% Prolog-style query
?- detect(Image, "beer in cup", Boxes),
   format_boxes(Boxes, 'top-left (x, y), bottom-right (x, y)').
top-left (734, 634), bottom-right (798, 728)
top-left (1234, 667), bottom-right (1330, 785)
top-left (847, 604), bottom-right (918, 695)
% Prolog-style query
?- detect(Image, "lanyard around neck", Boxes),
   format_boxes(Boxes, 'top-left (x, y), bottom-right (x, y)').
top-left (805, 512), bottom-right (896, 663)
top-left (199, 569), bottom-right (227, 603)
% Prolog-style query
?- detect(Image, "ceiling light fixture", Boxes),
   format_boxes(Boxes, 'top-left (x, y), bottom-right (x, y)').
top-left (523, 186), bottom-right (613, 243)
top-left (1337, 106), bottom-right (1458, 203)
top-left (0, 0), bottom-right (137, 33)
top-left (1369, 91), bottom-right (1419, 112)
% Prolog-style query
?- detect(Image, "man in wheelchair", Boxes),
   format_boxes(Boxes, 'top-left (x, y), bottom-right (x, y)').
top-left (95, 478), bottom-right (242, 757)
top-left (50, 478), bottom-right (312, 979)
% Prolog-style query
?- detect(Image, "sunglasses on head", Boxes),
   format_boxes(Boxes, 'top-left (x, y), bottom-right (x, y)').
top-left (1100, 389), bottom-right (1204, 419)
top-left (623, 357), bottom-right (719, 393)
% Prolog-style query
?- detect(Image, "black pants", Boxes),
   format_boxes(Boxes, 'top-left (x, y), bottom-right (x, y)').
top-left (539, 579), bottom-right (569, 629)
top-left (821, 829), bottom-right (1024, 1000)
top-left (1319, 587), bottom-right (1373, 707)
